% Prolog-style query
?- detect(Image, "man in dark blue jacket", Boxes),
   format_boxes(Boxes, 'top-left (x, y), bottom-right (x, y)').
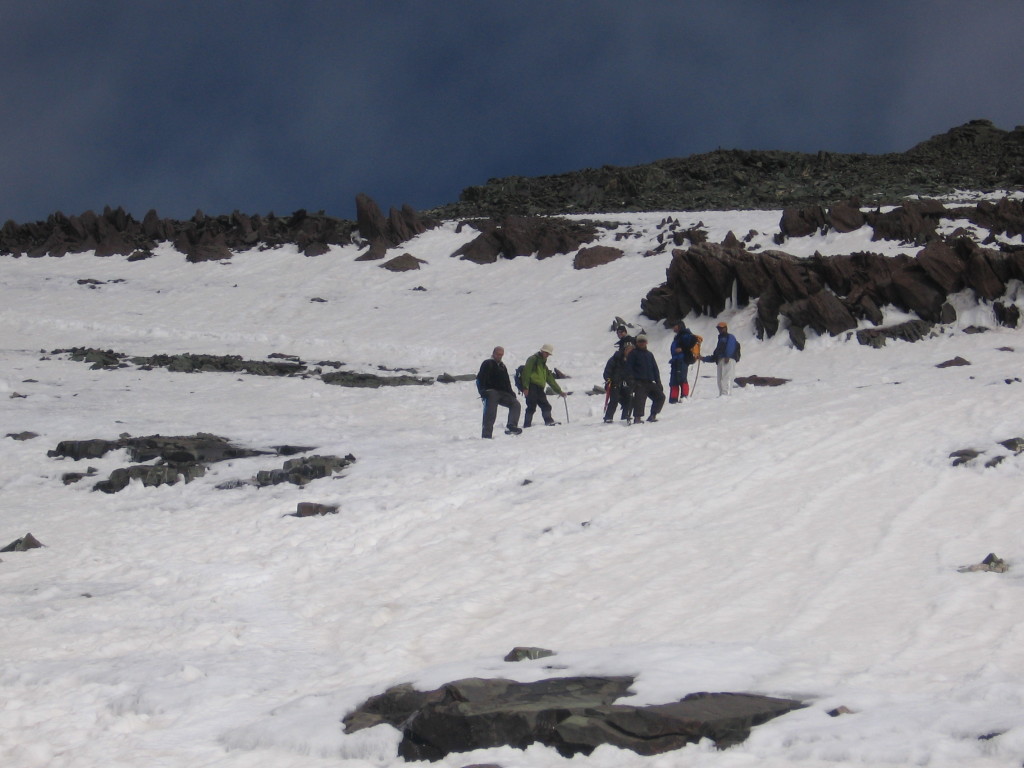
top-left (476, 346), bottom-right (522, 438)
top-left (625, 334), bottom-right (665, 423)
top-left (668, 320), bottom-right (699, 403)
top-left (703, 322), bottom-right (741, 396)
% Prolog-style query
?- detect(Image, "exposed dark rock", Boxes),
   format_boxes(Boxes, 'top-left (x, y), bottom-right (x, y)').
top-left (436, 373), bottom-right (477, 383)
top-left (428, 120), bottom-right (1024, 219)
top-left (356, 194), bottom-right (439, 259)
top-left (48, 433), bottom-right (281, 493)
top-left (936, 356), bottom-right (970, 368)
top-left (856, 320), bottom-right (935, 348)
top-left (1, 533), bottom-right (44, 552)
top-left (998, 437), bottom-right (1024, 453)
top-left (993, 302), bottom-right (1021, 328)
top-left (1, 204), bottom-right (358, 260)
top-left (292, 502), bottom-right (340, 517)
top-left (344, 676), bottom-right (805, 761)
top-left (504, 647), bottom-right (555, 662)
top-left (452, 217), bottom-right (600, 263)
top-left (734, 376), bottom-right (791, 387)
top-left (255, 454), bottom-right (356, 487)
top-left (53, 347), bottom-right (308, 377)
top-left (322, 370), bottom-right (434, 388)
top-left (6, 431), bottom-right (39, 441)
top-left (958, 553), bottom-right (1009, 573)
top-left (381, 253), bottom-right (427, 271)
top-left (573, 245), bottom-right (624, 269)
top-left (949, 448), bottom-right (982, 466)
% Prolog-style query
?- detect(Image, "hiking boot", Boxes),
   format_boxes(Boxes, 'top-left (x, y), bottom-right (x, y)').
top-left (545, 421), bottom-right (560, 426)
top-left (505, 426), bottom-right (522, 435)
top-left (647, 416), bottom-right (658, 423)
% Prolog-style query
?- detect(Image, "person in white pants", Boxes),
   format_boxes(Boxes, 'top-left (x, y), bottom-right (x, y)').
top-left (704, 322), bottom-right (741, 396)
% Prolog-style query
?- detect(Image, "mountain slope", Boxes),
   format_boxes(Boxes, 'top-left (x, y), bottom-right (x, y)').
top-left (1, 204), bottom-right (1023, 767)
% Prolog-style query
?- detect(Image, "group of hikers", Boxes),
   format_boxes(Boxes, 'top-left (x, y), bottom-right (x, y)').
top-left (475, 321), bottom-right (740, 439)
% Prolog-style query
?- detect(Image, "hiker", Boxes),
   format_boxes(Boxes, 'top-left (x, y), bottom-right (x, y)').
top-left (614, 324), bottom-right (635, 349)
top-left (476, 346), bottom-right (522, 439)
top-left (668, 320), bottom-right (700, 403)
top-left (521, 344), bottom-right (565, 427)
top-left (625, 334), bottom-right (665, 423)
top-left (703, 321), bottom-right (742, 396)
top-left (602, 340), bottom-right (634, 423)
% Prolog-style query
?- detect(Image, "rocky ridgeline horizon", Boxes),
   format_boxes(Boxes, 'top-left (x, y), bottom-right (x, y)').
top-left (2, 119), bottom-right (1022, 261)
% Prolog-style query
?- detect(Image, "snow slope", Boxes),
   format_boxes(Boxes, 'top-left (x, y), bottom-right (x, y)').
top-left (2, 200), bottom-right (1024, 768)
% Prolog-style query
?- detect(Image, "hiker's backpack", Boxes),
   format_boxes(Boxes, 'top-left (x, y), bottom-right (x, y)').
top-left (685, 334), bottom-right (703, 364)
top-left (514, 365), bottom-right (525, 392)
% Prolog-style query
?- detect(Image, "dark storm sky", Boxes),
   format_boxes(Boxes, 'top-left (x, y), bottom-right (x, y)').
top-left (2, 0), bottom-right (1022, 223)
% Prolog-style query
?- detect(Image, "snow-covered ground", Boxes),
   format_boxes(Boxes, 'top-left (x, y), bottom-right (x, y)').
top-left (2, 200), bottom-right (1024, 768)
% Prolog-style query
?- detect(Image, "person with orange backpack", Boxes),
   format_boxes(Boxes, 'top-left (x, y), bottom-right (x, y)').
top-left (668, 320), bottom-right (701, 403)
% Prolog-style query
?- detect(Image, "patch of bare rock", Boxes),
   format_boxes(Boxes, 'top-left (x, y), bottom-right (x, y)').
top-left (343, 664), bottom-right (805, 761)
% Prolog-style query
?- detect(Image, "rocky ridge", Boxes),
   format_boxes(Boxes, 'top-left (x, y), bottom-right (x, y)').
top-left (428, 119), bottom-right (1024, 218)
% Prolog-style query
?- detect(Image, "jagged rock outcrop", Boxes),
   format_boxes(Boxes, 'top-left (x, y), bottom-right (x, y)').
top-left (1, 204), bottom-right (359, 260)
top-left (343, 676), bottom-right (805, 760)
top-left (452, 216), bottom-right (601, 263)
top-left (642, 226), bottom-right (1024, 345)
top-left (1, 533), bottom-right (44, 552)
top-left (355, 193), bottom-right (440, 260)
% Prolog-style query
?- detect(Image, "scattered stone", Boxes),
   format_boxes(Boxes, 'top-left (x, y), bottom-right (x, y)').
top-left (504, 647), bottom-right (555, 662)
top-left (62, 468), bottom-right (98, 485)
top-left (734, 375), bottom-right (791, 387)
top-left (958, 553), bottom-right (1009, 573)
top-left (936, 356), bottom-right (970, 368)
top-left (436, 373), bottom-right (476, 383)
top-left (381, 253), bottom-right (427, 271)
top-left (1, 533), bottom-right (44, 552)
top-left (292, 502), bottom-right (340, 517)
top-left (255, 454), bottom-right (356, 487)
top-left (949, 448), bottom-right (982, 467)
top-left (827, 706), bottom-right (855, 717)
top-left (998, 437), bottom-right (1024, 453)
top-left (5, 431), bottom-right (39, 440)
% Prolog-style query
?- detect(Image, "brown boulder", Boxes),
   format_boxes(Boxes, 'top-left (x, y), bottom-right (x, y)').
top-left (573, 245), bottom-right (623, 269)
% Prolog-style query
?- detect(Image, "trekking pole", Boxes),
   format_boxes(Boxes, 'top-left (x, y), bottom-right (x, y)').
top-left (690, 358), bottom-right (702, 398)
top-left (563, 395), bottom-right (570, 424)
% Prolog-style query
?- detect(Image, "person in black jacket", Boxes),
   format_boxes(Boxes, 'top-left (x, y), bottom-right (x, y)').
top-left (476, 347), bottom-right (522, 438)
top-left (625, 334), bottom-right (666, 423)
top-left (602, 340), bottom-right (634, 423)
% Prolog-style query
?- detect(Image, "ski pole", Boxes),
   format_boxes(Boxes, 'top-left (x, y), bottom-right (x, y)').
top-left (563, 394), bottom-right (570, 424)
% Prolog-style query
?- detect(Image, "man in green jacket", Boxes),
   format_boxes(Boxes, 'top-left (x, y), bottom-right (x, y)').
top-left (521, 343), bottom-right (565, 427)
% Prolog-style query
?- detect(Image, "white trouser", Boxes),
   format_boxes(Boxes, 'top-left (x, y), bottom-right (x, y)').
top-left (716, 359), bottom-right (736, 396)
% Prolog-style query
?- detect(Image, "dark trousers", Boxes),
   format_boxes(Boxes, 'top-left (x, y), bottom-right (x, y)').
top-left (524, 383), bottom-right (554, 427)
top-left (632, 380), bottom-right (665, 420)
top-left (482, 389), bottom-right (521, 437)
top-left (604, 383), bottom-right (633, 421)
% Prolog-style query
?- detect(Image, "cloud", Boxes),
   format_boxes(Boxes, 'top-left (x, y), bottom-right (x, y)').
top-left (0, 1), bottom-right (1022, 223)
